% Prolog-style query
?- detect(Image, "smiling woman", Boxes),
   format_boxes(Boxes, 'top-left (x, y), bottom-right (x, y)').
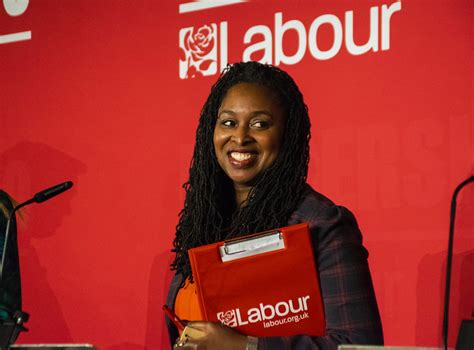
top-left (214, 83), bottom-right (285, 205)
top-left (165, 61), bottom-right (383, 350)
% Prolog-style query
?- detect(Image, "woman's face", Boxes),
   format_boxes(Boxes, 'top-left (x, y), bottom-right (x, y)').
top-left (213, 82), bottom-right (286, 189)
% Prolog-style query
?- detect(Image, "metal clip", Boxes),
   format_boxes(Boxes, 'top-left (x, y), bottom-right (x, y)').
top-left (219, 231), bottom-right (285, 262)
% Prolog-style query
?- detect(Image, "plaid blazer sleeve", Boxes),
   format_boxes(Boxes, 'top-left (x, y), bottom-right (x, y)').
top-left (257, 188), bottom-right (383, 350)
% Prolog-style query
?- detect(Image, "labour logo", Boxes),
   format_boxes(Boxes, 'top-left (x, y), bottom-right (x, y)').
top-left (217, 310), bottom-right (237, 327)
top-left (179, 22), bottom-right (228, 79)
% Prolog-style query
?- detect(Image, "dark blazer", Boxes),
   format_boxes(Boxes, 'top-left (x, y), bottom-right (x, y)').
top-left (165, 185), bottom-right (383, 349)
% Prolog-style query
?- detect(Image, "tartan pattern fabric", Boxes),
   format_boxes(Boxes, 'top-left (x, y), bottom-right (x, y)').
top-left (165, 184), bottom-right (383, 349)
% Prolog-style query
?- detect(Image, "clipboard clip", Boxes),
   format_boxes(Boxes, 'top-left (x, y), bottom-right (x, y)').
top-left (219, 231), bottom-right (285, 262)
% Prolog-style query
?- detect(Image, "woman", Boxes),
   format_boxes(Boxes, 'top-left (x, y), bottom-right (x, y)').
top-left (166, 62), bottom-right (383, 349)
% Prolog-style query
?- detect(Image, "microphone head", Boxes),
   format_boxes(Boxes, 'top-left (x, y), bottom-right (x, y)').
top-left (34, 181), bottom-right (73, 203)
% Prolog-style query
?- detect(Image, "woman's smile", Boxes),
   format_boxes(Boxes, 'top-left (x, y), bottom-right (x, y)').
top-left (228, 151), bottom-right (257, 167)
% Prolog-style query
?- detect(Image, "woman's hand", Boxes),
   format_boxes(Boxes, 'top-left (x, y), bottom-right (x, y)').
top-left (173, 321), bottom-right (248, 350)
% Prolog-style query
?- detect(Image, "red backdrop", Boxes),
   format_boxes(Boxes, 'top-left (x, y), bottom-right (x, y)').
top-left (1, 0), bottom-right (473, 349)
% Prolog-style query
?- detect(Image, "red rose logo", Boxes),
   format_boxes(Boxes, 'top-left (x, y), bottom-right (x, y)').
top-left (181, 25), bottom-right (217, 78)
top-left (217, 310), bottom-right (237, 327)
top-left (184, 25), bottom-right (215, 61)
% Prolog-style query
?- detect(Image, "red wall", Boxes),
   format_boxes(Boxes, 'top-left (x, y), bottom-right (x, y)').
top-left (1, 0), bottom-right (472, 349)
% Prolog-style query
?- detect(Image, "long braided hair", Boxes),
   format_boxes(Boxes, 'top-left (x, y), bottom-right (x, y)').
top-left (171, 62), bottom-right (311, 280)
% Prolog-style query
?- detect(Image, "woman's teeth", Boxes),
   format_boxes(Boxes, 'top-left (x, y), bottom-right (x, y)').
top-left (230, 152), bottom-right (253, 161)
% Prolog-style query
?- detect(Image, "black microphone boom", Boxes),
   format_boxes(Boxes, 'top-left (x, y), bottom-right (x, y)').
top-left (33, 181), bottom-right (73, 203)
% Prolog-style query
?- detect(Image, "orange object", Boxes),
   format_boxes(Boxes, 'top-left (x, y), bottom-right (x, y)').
top-left (174, 278), bottom-right (203, 322)
top-left (188, 223), bottom-right (325, 337)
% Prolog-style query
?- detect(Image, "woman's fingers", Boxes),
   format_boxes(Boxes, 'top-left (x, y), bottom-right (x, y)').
top-left (190, 322), bottom-right (248, 350)
top-left (173, 324), bottom-right (207, 349)
top-left (185, 321), bottom-right (209, 332)
top-left (173, 333), bottom-right (201, 349)
top-left (175, 321), bottom-right (247, 350)
top-left (183, 324), bottom-right (207, 338)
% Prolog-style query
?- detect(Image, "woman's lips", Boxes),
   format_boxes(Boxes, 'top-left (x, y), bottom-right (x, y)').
top-left (228, 151), bottom-right (257, 168)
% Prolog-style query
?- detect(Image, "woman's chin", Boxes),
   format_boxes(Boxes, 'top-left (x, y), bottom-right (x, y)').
top-left (225, 171), bottom-right (258, 188)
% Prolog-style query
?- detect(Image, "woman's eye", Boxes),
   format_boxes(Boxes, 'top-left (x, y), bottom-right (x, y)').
top-left (251, 120), bottom-right (270, 129)
top-left (221, 119), bottom-right (236, 127)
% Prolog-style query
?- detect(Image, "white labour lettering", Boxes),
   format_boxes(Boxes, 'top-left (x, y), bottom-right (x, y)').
top-left (242, 1), bottom-right (402, 64)
top-left (227, 295), bottom-right (311, 326)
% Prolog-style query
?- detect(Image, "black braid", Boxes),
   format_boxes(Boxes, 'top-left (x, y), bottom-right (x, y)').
top-left (171, 62), bottom-right (311, 281)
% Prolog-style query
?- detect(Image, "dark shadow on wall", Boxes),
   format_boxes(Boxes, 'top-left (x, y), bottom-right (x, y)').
top-left (0, 141), bottom-right (87, 342)
top-left (144, 250), bottom-right (175, 350)
top-left (415, 180), bottom-right (474, 348)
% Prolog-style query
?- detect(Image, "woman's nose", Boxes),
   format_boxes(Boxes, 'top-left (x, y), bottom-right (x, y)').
top-left (232, 125), bottom-right (253, 145)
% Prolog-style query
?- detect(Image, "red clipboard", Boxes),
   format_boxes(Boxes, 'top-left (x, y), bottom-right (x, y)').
top-left (188, 223), bottom-right (325, 337)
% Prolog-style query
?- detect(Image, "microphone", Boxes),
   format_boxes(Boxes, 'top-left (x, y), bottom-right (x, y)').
top-left (0, 181), bottom-right (74, 285)
top-left (33, 181), bottom-right (73, 204)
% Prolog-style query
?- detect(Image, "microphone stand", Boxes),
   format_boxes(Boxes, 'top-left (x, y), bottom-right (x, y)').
top-left (0, 200), bottom-right (32, 350)
top-left (442, 175), bottom-right (474, 350)
top-left (0, 199), bottom-right (33, 285)
top-left (0, 311), bottom-right (29, 350)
